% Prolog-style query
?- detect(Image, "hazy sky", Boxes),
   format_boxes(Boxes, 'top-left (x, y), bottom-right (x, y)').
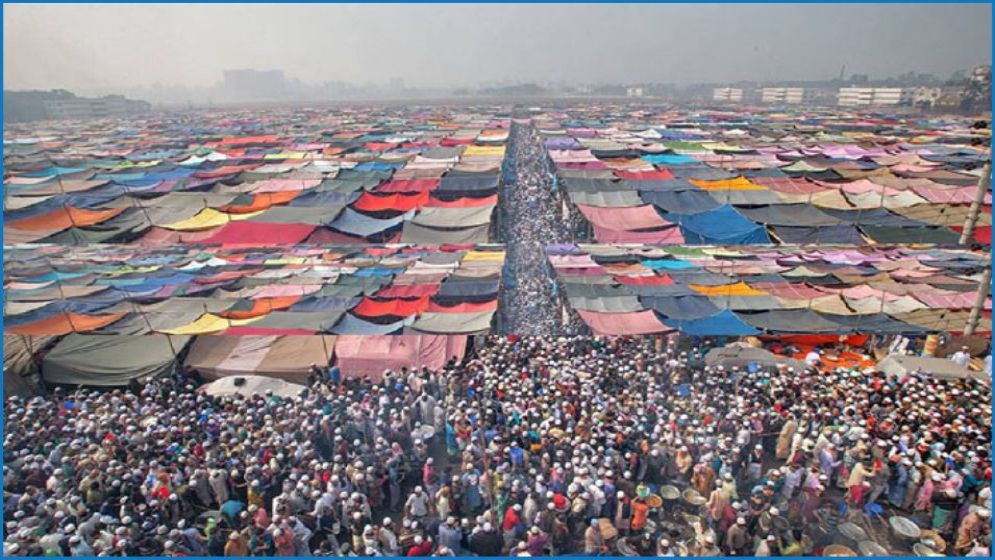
top-left (4, 3), bottom-right (992, 91)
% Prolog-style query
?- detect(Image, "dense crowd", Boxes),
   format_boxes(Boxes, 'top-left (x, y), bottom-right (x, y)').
top-left (3, 335), bottom-right (992, 557)
top-left (499, 124), bottom-right (571, 336)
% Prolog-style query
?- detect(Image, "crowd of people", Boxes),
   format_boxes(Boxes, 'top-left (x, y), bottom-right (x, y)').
top-left (499, 123), bottom-right (571, 336)
top-left (3, 335), bottom-right (991, 557)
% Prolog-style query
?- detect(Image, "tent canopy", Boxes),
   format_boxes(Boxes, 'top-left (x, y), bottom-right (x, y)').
top-left (876, 354), bottom-right (989, 383)
top-left (43, 334), bottom-right (191, 387)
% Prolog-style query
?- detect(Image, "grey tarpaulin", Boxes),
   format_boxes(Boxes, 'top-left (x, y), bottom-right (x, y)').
top-left (568, 295), bottom-right (644, 313)
top-left (400, 222), bottom-right (490, 244)
top-left (42, 334), bottom-right (191, 387)
top-left (704, 344), bottom-right (807, 371)
top-left (876, 354), bottom-right (989, 383)
top-left (410, 311), bottom-right (495, 334)
top-left (410, 205), bottom-right (495, 228)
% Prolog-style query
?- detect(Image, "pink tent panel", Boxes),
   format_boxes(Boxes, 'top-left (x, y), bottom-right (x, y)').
top-left (577, 310), bottom-right (671, 336)
top-left (592, 224), bottom-right (684, 244)
top-left (334, 335), bottom-right (467, 382)
top-left (577, 204), bottom-right (671, 231)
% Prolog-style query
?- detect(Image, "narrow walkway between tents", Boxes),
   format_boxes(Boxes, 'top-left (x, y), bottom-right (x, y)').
top-left (498, 121), bottom-right (571, 335)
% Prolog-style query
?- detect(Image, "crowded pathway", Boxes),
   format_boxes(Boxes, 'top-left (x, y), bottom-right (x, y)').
top-left (499, 122), bottom-right (571, 336)
top-left (3, 336), bottom-right (991, 557)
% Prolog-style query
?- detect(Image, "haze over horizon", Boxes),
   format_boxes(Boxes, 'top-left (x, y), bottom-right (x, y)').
top-left (4, 3), bottom-right (992, 95)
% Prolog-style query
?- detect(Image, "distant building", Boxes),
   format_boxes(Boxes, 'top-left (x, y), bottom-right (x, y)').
top-left (837, 86), bottom-right (904, 106)
top-left (936, 87), bottom-right (966, 110)
top-left (3, 90), bottom-right (150, 123)
top-left (712, 87), bottom-right (743, 102)
top-left (626, 87), bottom-right (644, 98)
top-left (222, 69), bottom-right (288, 100)
top-left (761, 87), bottom-right (805, 104)
top-left (912, 86), bottom-right (942, 107)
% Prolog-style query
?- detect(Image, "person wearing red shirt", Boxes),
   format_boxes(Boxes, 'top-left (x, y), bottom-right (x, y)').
top-left (406, 535), bottom-right (433, 556)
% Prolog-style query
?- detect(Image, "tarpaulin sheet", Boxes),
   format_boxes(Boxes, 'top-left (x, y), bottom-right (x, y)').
top-left (705, 189), bottom-right (783, 205)
top-left (400, 222), bottom-right (490, 244)
top-left (244, 206), bottom-right (343, 225)
top-left (426, 193), bottom-right (498, 208)
top-left (639, 189), bottom-right (722, 214)
top-left (739, 309), bottom-right (844, 333)
top-left (198, 222), bottom-right (316, 245)
top-left (222, 311), bottom-right (344, 333)
top-left (353, 296), bottom-right (431, 317)
top-left (410, 205), bottom-right (495, 228)
top-left (426, 300), bottom-right (498, 313)
top-left (7, 311), bottom-right (125, 335)
top-left (577, 204), bottom-right (670, 230)
top-left (773, 225), bottom-right (865, 244)
top-left (354, 191), bottom-right (430, 212)
top-left (43, 334), bottom-right (190, 386)
top-left (7, 206), bottom-right (125, 232)
top-left (708, 295), bottom-right (782, 311)
top-left (185, 335), bottom-right (335, 383)
top-left (576, 309), bottom-right (670, 335)
top-left (222, 191), bottom-right (301, 213)
top-left (592, 224), bottom-right (685, 244)
top-left (615, 169), bottom-right (676, 181)
top-left (330, 313), bottom-right (410, 335)
top-left (564, 178), bottom-right (628, 193)
top-left (828, 314), bottom-right (929, 335)
top-left (410, 310), bottom-right (495, 334)
top-left (568, 295), bottom-right (644, 313)
top-left (661, 309), bottom-right (760, 336)
top-left (665, 205), bottom-right (771, 245)
top-left (690, 282), bottom-right (768, 297)
top-left (329, 208), bottom-right (409, 237)
top-left (859, 225), bottom-right (960, 245)
top-left (639, 295), bottom-right (720, 320)
top-left (437, 174), bottom-right (499, 192)
top-left (376, 284), bottom-right (441, 298)
top-left (290, 296), bottom-right (361, 312)
top-left (289, 190), bottom-right (359, 207)
top-left (437, 279), bottom-right (499, 298)
top-left (568, 190), bottom-right (645, 207)
top-left (333, 335), bottom-right (466, 381)
top-left (736, 204), bottom-right (844, 227)
top-left (161, 313), bottom-right (259, 335)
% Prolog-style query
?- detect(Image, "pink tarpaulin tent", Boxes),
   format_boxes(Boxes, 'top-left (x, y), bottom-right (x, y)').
top-left (576, 310), bottom-right (671, 336)
top-left (334, 335), bottom-right (467, 381)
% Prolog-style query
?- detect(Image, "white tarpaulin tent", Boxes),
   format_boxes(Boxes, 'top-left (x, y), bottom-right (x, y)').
top-left (201, 375), bottom-right (304, 399)
top-left (876, 354), bottom-right (989, 383)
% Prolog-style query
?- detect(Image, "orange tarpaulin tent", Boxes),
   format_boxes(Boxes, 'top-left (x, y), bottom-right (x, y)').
top-left (353, 296), bottom-right (431, 317)
top-left (7, 312), bottom-right (125, 335)
top-left (219, 296), bottom-right (302, 320)
top-left (689, 177), bottom-right (767, 191)
top-left (7, 206), bottom-right (125, 231)
top-left (353, 191), bottom-right (430, 212)
top-left (691, 282), bottom-right (768, 297)
top-left (221, 191), bottom-right (300, 214)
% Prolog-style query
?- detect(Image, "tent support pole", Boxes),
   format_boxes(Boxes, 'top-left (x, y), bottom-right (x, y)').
top-left (959, 161), bottom-right (991, 245)
top-left (964, 265), bottom-right (991, 336)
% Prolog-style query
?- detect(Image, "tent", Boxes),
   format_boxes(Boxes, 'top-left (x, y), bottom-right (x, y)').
top-left (704, 345), bottom-right (807, 371)
top-left (333, 335), bottom-right (467, 381)
top-left (201, 375), bottom-right (304, 399)
top-left (184, 335), bottom-right (336, 383)
top-left (42, 334), bottom-right (191, 386)
top-left (876, 354), bottom-right (989, 383)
